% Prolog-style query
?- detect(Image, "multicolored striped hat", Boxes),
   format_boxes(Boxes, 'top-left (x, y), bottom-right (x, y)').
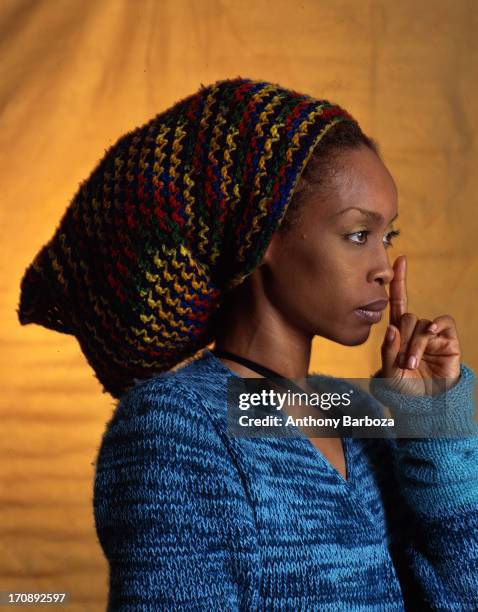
top-left (17, 77), bottom-right (358, 399)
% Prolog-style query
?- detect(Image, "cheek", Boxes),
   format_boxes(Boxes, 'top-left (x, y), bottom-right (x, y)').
top-left (301, 255), bottom-right (360, 318)
top-left (269, 245), bottom-right (338, 310)
top-left (267, 237), bottom-right (359, 309)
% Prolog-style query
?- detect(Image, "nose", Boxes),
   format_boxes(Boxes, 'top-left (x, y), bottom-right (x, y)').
top-left (369, 254), bottom-right (394, 286)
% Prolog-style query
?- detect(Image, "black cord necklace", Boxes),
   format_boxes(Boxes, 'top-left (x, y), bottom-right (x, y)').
top-left (211, 348), bottom-right (311, 395)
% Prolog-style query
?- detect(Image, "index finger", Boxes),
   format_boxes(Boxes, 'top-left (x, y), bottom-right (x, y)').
top-left (389, 255), bottom-right (408, 326)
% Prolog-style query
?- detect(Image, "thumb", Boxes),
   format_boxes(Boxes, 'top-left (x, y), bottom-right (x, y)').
top-left (380, 324), bottom-right (401, 377)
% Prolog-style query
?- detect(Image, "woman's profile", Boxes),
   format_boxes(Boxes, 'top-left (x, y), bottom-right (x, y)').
top-left (17, 78), bottom-right (478, 610)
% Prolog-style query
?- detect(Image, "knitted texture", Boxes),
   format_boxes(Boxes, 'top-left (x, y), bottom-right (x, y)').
top-left (17, 77), bottom-right (357, 400)
top-left (370, 364), bottom-right (478, 438)
top-left (93, 349), bottom-right (478, 610)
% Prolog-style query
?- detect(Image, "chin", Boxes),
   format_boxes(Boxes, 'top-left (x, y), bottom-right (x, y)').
top-left (317, 324), bottom-right (371, 346)
top-left (344, 330), bottom-right (371, 346)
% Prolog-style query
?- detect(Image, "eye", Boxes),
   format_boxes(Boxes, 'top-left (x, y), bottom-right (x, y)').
top-left (346, 229), bottom-right (401, 248)
top-left (384, 229), bottom-right (401, 248)
top-left (346, 230), bottom-right (369, 245)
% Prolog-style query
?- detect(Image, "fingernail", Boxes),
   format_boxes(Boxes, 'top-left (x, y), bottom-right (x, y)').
top-left (386, 326), bottom-right (395, 343)
top-left (429, 323), bottom-right (438, 332)
top-left (407, 356), bottom-right (417, 369)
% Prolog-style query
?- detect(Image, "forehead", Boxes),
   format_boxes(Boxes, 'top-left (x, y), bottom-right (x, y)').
top-left (304, 146), bottom-right (398, 222)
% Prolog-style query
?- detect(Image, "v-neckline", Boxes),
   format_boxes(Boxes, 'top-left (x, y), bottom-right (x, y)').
top-left (205, 349), bottom-right (354, 488)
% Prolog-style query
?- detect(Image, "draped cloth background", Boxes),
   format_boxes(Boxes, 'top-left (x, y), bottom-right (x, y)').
top-left (1, 0), bottom-right (477, 609)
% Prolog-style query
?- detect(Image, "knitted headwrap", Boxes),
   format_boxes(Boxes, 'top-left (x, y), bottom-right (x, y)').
top-left (17, 77), bottom-right (358, 399)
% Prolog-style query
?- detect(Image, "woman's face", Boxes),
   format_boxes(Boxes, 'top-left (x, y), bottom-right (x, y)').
top-left (261, 145), bottom-right (399, 346)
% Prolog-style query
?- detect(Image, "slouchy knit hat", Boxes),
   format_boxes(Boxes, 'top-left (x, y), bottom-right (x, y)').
top-left (17, 77), bottom-right (358, 399)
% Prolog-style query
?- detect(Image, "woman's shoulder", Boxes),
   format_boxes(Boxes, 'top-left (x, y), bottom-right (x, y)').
top-left (94, 350), bottom-right (249, 505)
top-left (124, 348), bottom-right (230, 403)
top-left (101, 348), bottom-right (232, 448)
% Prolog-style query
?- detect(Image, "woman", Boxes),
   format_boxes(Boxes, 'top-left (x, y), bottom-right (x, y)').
top-left (18, 78), bottom-right (478, 610)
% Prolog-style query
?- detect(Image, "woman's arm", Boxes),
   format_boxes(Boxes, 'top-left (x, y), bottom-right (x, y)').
top-left (368, 362), bottom-right (478, 609)
top-left (93, 378), bottom-right (261, 611)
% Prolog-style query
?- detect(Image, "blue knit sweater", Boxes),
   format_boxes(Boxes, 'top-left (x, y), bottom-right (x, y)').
top-left (93, 348), bottom-right (478, 611)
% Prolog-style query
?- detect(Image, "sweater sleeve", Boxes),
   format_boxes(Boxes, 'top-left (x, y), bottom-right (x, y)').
top-left (367, 362), bottom-right (478, 610)
top-left (93, 378), bottom-right (261, 612)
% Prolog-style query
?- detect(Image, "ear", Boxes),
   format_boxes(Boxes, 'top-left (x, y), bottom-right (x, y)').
top-left (261, 232), bottom-right (279, 266)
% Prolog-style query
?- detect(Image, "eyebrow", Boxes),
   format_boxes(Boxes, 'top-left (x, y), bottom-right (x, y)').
top-left (332, 206), bottom-right (399, 224)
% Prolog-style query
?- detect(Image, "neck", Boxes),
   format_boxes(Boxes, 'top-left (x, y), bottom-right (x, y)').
top-left (213, 281), bottom-right (312, 380)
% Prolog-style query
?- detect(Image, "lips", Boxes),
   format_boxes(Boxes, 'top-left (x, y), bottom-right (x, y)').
top-left (354, 298), bottom-right (389, 325)
top-left (356, 298), bottom-right (389, 312)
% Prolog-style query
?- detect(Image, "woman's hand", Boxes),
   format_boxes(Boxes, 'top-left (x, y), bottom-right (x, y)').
top-left (373, 255), bottom-right (462, 396)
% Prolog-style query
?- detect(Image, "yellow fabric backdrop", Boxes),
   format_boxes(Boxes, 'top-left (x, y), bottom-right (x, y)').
top-left (1, 0), bottom-right (477, 608)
